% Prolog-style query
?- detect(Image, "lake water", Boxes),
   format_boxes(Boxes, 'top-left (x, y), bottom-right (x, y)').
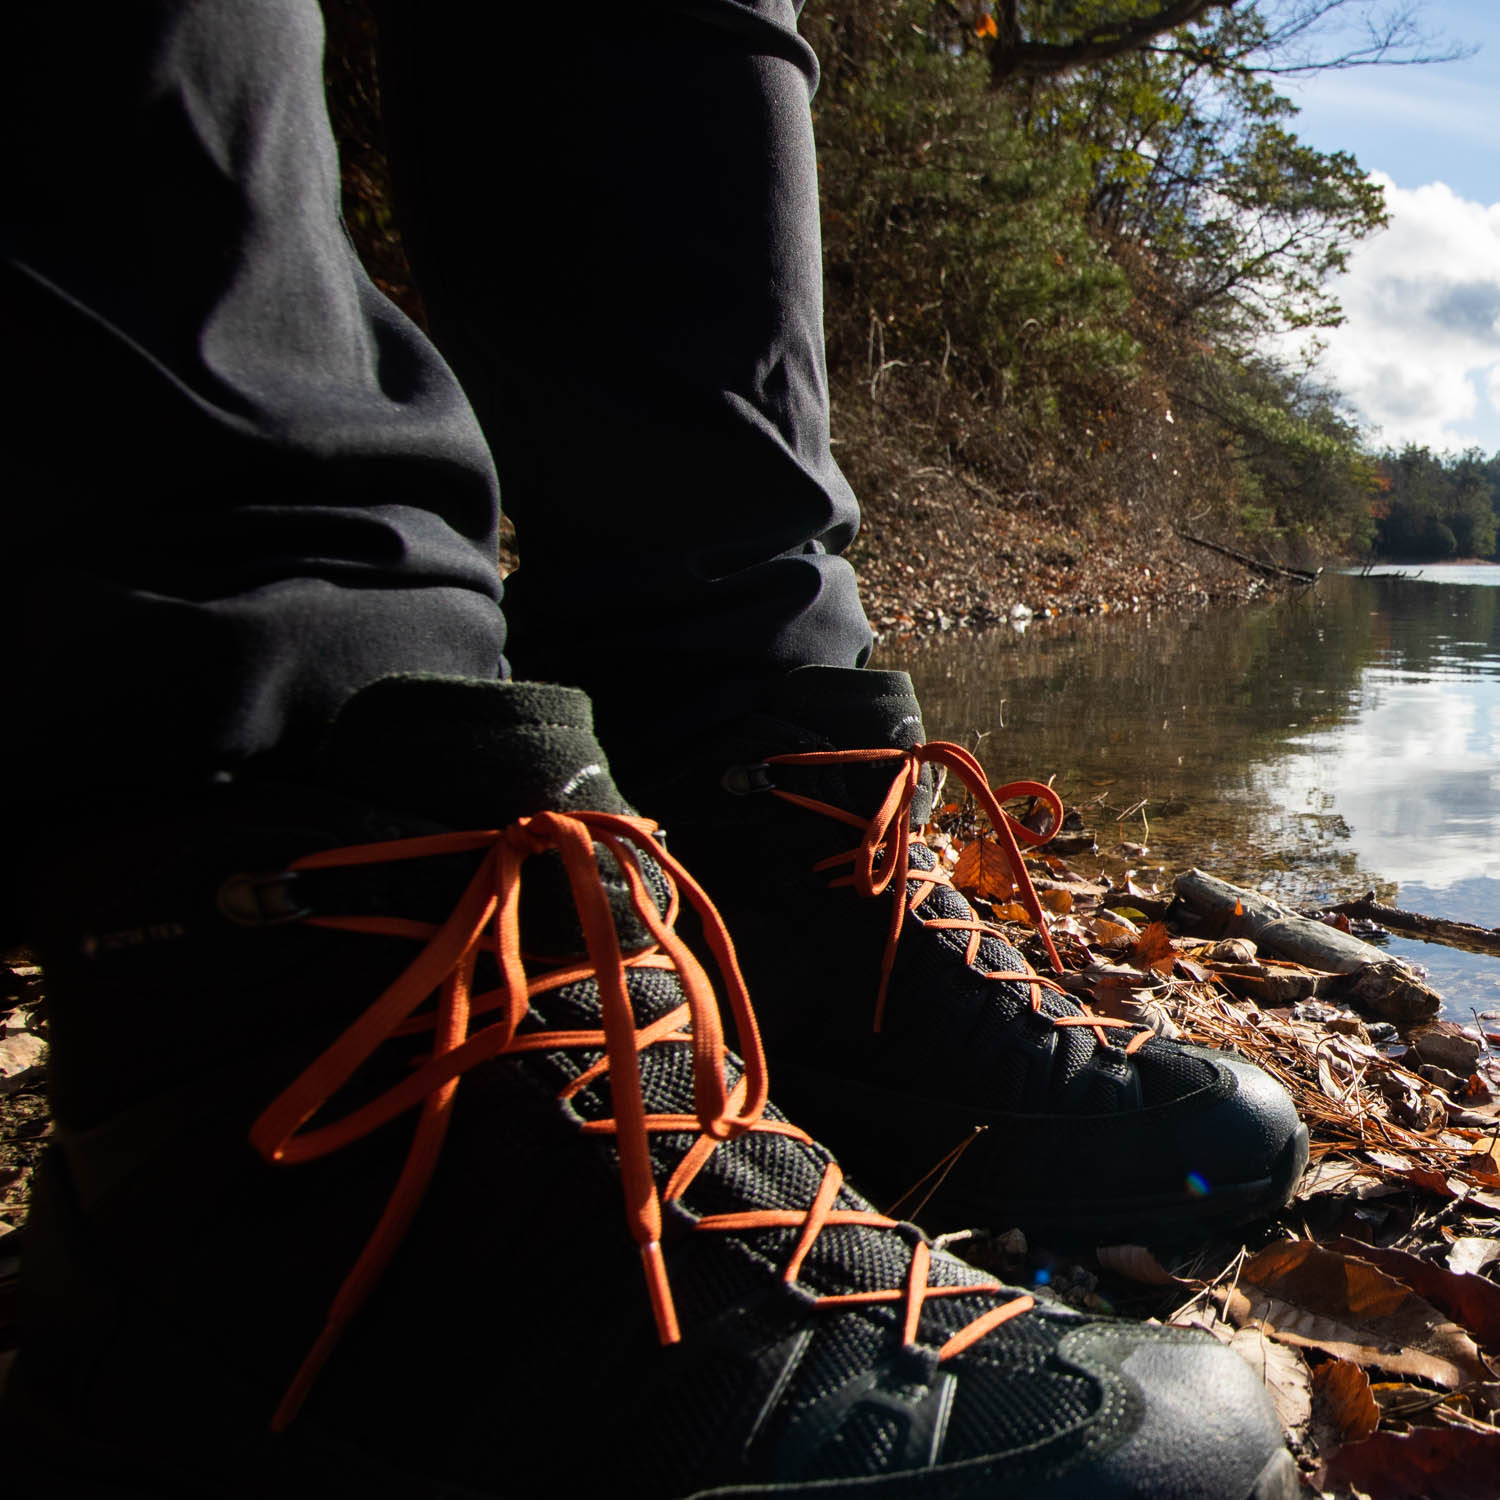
top-left (880, 564), bottom-right (1500, 1022)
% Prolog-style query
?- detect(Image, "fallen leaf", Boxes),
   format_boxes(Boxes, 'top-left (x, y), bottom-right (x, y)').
top-left (1089, 914), bottom-right (1140, 944)
top-left (1321, 1424), bottom-right (1500, 1500)
top-left (952, 837), bottom-right (1017, 904)
top-left (1218, 1239), bottom-right (1490, 1389)
top-left (1096, 1244), bottom-right (1179, 1285)
top-left (1296, 1159), bottom-right (1402, 1202)
top-left (1128, 920), bottom-right (1175, 974)
top-left (1038, 887), bottom-right (1074, 915)
top-left (1326, 1236), bottom-right (1500, 1353)
top-left (990, 900), bottom-right (1032, 925)
top-left (1447, 1238), bottom-right (1500, 1278)
top-left (1312, 1357), bottom-right (1380, 1447)
top-left (1204, 937), bottom-right (1258, 963)
top-left (1463, 1136), bottom-right (1500, 1178)
top-left (1226, 1323), bottom-right (1312, 1438)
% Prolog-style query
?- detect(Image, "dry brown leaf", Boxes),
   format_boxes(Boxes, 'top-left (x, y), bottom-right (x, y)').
top-left (1226, 1323), bottom-right (1312, 1438)
top-left (1204, 937), bottom-right (1258, 964)
top-left (1296, 1158), bottom-right (1402, 1203)
top-left (1089, 915), bottom-right (1140, 944)
top-left (1367, 1148), bottom-right (1500, 1210)
top-left (1095, 1244), bottom-right (1179, 1285)
top-left (1218, 1239), bottom-right (1490, 1389)
top-left (951, 838), bottom-right (1017, 904)
top-left (1321, 1425), bottom-right (1500, 1500)
top-left (1326, 1236), bottom-right (1500, 1354)
top-left (1312, 1357), bottom-right (1381, 1447)
top-left (1128, 920), bottom-right (1175, 975)
top-left (990, 900), bottom-right (1032, 925)
top-left (1038, 887), bottom-right (1074, 915)
top-left (1464, 1136), bottom-right (1500, 1178)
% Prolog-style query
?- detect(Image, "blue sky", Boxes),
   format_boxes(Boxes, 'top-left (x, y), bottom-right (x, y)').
top-left (1273, 0), bottom-right (1500, 452)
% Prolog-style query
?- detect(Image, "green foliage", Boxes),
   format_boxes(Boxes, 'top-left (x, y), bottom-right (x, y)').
top-left (1188, 356), bottom-right (1376, 552)
top-left (804, 0), bottom-right (1393, 558)
top-left (1373, 447), bottom-right (1500, 560)
top-left (809, 2), bottom-right (1140, 447)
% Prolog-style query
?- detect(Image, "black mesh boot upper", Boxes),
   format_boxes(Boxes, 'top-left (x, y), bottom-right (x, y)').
top-left (633, 665), bottom-right (1309, 1243)
top-left (3, 676), bottom-right (1297, 1498)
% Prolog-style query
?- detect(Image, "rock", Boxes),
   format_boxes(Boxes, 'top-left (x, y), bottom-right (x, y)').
top-left (1418, 1063), bottom-right (1467, 1094)
top-left (0, 1028), bottom-right (46, 1095)
top-left (1413, 1024), bottom-right (1483, 1076)
top-left (0, 1029), bottom-right (44, 1077)
top-left (1344, 959), bottom-right (1443, 1022)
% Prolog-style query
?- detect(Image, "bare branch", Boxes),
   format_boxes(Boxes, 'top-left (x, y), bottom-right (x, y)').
top-left (988, 0), bottom-right (1239, 84)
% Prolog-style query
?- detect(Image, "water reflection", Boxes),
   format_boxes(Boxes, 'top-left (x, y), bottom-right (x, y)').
top-left (880, 567), bottom-right (1500, 1018)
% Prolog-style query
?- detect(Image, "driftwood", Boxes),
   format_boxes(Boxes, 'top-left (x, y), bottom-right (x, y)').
top-left (1175, 530), bottom-right (1321, 585)
top-left (1323, 892), bottom-right (1500, 960)
top-left (1173, 869), bottom-right (1442, 1021)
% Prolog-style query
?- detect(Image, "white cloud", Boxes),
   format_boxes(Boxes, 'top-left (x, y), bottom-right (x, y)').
top-left (1282, 175), bottom-right (1500, 452)
top-left (1260, 675), bottom-right (1500, 890)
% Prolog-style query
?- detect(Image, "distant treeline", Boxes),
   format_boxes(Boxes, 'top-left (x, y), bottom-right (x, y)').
top-left (1370, 447), bottom-right (1500, 561)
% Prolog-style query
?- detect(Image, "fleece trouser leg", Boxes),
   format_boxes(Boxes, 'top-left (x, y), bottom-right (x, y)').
top-left (2, 0), bottom-right (506, 839)
top-left (376, 0), bottom-right (873, 761)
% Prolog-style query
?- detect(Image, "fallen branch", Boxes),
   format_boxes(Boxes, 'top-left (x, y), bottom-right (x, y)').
top-left (1175, 530), bottom-right (1321, 584)
top-left (1323, 893), bottom-right (1500, 960)
top-left (1172, 869), bottom-right (1441, 1021)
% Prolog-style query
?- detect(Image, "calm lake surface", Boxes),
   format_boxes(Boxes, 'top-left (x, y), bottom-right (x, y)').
top-left (880, 564), bottom-right (1500, 1022)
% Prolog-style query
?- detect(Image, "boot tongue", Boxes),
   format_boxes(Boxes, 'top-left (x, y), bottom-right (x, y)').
top-left (319, 675), bottom-right (627, 828)
top-left (770, 667), bottom-right (933, 827)
top-left (771, 667), bottom-right (927, 752)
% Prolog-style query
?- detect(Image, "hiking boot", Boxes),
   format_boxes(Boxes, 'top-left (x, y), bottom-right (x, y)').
top-left (630, 666), bottom-right (1309, 1244)
top-left (0, 676), bottom-right (1299, 1497)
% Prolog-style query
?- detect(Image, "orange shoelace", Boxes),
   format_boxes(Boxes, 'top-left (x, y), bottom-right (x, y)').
top-left (248, 809), bottom-right (1032, 1429)
top-left (764, 740), bottom-right (1152, 1057)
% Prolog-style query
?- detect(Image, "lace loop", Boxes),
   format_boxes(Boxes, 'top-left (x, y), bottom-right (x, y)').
top-left (249, 808), bottom-right (1028, 1429)
top-left (763, 742), bottom-right (1152, 1059)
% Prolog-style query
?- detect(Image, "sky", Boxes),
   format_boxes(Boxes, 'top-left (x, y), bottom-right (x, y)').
top-left (1275, 0), bottom-right (1500, 452)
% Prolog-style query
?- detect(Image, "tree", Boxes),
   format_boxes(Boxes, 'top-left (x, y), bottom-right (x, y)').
top-left (966, 0), bottom-right (1470, 83)
top-left (803, 0), bottom-right (1449, 558)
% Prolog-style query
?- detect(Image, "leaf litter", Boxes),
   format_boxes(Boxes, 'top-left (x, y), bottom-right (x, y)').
top-left (924, 791), bottom-right (1500, 1497)
top-left (4, 795), bottom-right (1500, 1495)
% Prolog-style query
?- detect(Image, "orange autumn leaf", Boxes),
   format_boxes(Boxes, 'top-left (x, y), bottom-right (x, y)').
top-left (952, 837), bottom-right (1016, 904)
top-left (992, 901), bottom-right (1033, 925)
top-left (975, 12), bottom-right (998, 39)
top-left (1222, 1239), bottom-right (1490, 1389)
top-left (1322, 1425), bottom-right (1500, 1499)
top-left (1128, 920), bottom-right (1175, 974)
top-left (1311, 1358), bottom-right (1380, 1446)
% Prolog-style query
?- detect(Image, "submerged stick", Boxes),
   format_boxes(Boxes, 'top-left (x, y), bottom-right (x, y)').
top-left (1323, 892), bottom-right (1500, 960)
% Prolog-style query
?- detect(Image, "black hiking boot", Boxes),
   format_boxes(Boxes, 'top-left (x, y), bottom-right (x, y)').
top-left (0, 677), bottom-right (1299, 1498)
top-left (629, 666), bottom-right (1309, 1245)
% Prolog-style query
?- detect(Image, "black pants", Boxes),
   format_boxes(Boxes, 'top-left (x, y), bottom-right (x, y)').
top-left (4, 0), bottom-right (870, 831)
